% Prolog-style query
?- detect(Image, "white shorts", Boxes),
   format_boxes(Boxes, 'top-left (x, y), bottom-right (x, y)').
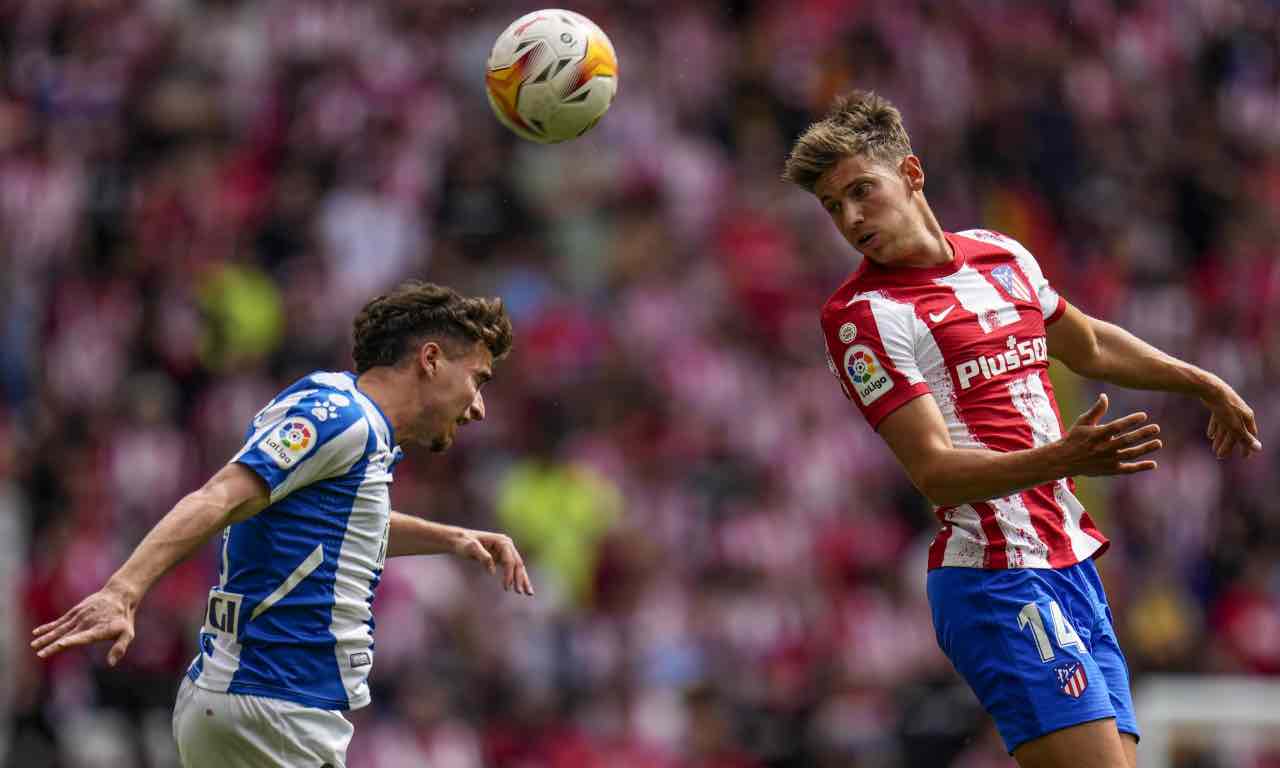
top-left (172, 676), bottom-right (354, 768)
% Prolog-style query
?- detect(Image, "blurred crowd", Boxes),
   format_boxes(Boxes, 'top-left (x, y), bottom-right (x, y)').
top-left (3, 0), bottom-right (1280, 766)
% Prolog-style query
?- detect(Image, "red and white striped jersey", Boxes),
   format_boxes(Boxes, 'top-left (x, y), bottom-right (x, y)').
top-left (821, 230), bottom-right (1108, 570)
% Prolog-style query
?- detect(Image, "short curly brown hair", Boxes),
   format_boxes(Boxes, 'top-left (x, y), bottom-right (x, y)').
top-left (352, 281), bottom-right (513, 373)
top-left (782, 90), bottom-right (914, 193)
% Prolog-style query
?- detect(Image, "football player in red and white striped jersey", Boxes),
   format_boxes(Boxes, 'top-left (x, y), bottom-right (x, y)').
top-left (784, 91), bottom-right (1260, 768)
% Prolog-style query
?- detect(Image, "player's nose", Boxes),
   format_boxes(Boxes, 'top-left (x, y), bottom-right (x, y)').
top-left (468, 392), bottom-right (485, 423)
top-left (841, 204), bottom-right (863, 237)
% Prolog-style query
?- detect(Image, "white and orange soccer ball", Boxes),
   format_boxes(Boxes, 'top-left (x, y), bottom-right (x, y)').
top-left (485, 9), bottom-right (618, 144)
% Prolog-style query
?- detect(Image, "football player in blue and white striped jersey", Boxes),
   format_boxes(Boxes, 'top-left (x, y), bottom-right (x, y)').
top-left (32, 281), bottom-right (533, 767)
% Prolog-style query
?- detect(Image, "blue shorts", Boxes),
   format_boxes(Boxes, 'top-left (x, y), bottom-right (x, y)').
top-left (927, 559), bottom-right (1139, 754)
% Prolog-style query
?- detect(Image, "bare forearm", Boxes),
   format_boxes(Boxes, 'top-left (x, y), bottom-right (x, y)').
top-left (1082, 321), bottom-right (1217, 396)
top-left (387, 512), bottom-right (464, 558)
top-left (107, 490), bottom-right (239, 605)
top-left (916, 443), bottom-right (1071, 507)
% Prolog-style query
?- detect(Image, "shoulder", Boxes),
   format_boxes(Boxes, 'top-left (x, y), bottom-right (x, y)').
top-left (248, 374), bottom-right (371, 472)
top-left (823, 285), bottom-right (917, 330)
top-left (822, 288), bottom-right (924, 358)
top-left (954, 228), bottom-right (1036, 262)
top-left (253, 372), bottom-right (365, 432)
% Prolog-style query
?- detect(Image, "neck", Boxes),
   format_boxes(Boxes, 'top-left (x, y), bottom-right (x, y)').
top-left (894, 199), bottom-right (952, 268)
top-left (355, 367), bottom-right (414, 442)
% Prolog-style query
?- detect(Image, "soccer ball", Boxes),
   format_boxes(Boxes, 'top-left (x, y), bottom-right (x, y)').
top-left (485, 9), bottom-right (619, 144)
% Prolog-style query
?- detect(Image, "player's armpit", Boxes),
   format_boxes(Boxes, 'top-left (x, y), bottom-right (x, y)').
top-left (875, 394), bottom-right (956, 504)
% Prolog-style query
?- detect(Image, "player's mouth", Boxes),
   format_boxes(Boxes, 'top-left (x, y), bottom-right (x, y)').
top-left (857, 232), bottom-right (877, 248)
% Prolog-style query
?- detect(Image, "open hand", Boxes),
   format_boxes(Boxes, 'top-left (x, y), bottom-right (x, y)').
top-left (1058, 393), bottom-right (1163, 477)
top-left (453, 530), bottom-right (534, 596)
top-left (31, 585), bottom-right (137, 666)
top-left (1202, 380), bottom-right (1262, 459)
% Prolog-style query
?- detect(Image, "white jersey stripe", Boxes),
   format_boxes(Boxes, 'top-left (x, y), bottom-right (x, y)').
top-left (865, 293), bottom-right (926, 385)
top-left (988, 493), bottom-right (1051, 569)
top-left (914, 312), bottom-right (981, 449)
top-left (251, 544), bottom-right (325, 621)
top-left (1008, 372), bottom-right (1061, 449)
top-left (325, 383), bottom-right (395, 710)
top-left (935, 265), bottom-right (1020, 334)
top-left (1009, 372), bottom-right (1104, 561)
top-left (941, 503), bottom-right (989, 567)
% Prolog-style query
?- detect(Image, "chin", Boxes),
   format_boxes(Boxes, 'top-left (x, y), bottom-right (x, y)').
top-left (428, 435), bottom-right (453, 453)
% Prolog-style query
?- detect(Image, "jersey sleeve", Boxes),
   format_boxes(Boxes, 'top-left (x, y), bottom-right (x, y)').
top-left (233, 389), bottom-right (370, 503)
top-left (822, 295), bottom-right (932, 430)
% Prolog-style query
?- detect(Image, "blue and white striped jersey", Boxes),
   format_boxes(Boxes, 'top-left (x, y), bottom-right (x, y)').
top-left (185, 371), bottom-right (402, 710)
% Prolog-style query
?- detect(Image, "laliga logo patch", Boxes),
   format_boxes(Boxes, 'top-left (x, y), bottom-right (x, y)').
top-left (844, 344), bottom-right (893, 406)
top-left (838, 322), bottom-right (857, 344)
top-left (258, 416), bottom-right (318, 469)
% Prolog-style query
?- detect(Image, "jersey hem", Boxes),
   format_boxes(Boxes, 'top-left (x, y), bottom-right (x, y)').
top-left (1045, 297), bottom-right (1068, 325)
top-left (204, 680), bottom-right (366, 711)
top-left (868, 387), bottom-right (931, 431)
top-left (926, 542), bottom-right (1107, 572)
top-left (232, 458), bottom-right (276, 494)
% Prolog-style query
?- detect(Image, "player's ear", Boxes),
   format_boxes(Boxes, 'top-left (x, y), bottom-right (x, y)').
top-left (419, 341), bottom-right (443, 378)
top-left (900, 155), bottom-right (925, 192)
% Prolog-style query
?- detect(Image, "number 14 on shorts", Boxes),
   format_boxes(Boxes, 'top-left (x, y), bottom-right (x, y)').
top-left (1017, 600), bottom-right (1087, 662)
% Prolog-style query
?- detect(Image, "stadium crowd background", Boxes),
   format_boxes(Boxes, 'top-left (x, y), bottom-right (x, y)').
top-left (2, 1), bottom-right (1278, 766)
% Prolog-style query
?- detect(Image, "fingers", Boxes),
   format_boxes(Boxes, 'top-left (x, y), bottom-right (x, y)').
top-left (490, 538), bottom-right (534, 596)
top-left (1114, 460), bottom-right (1158, 474)
top-left (503, 556), bottom-right (517, 591)
top-left (1242, 411), bottom-right (1262, 453)
top-left (35, 624), bottom-right (117, 659)
top-left (1113, 423), bottom-right (1160, 447)
top-left (107, 631), bottom-right (134, 667)
top-left (32, 610), bottom-right (80, 642)
top-left (498, 543), bottom-right (534, 596)
top-left (1244, 410), bottom-right (1261, 440)
top-left (467, 540), bottom-right (496, 574)
top-left (31, 613), bottom-right (84, 653)
top-left (516, 563), bottom-right (534, 596)
top-left (1116, 439), bottom-right (1162, 461)
top-left (1076, 393), bottom-right (1109, 427)
top-left (1099, 411), bottom-right (1150, 439)
top-left (1212, 429), bottom-right (1232, 459)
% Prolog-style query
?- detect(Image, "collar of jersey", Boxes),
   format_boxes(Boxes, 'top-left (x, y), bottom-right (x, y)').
top-left (345, 371), bottom-right (398, 448)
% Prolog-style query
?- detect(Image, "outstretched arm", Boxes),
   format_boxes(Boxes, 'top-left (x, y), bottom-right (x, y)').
top-left (1047, 302), bottom-right (1261, 458)
top-left (878, 392), bottom-right (1161, 508)
top-left (31, 462), bottom-right (269, 665)
top-left (388, 512), bottom-right (534, 595)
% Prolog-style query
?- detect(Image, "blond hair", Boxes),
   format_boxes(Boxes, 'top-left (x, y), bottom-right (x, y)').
top-left (782, 90), bottom-right (914, 193)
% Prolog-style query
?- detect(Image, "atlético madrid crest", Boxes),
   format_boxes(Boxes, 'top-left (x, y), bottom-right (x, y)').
top-left (1055, 662), bottom-right (1088, 699)
top-left (991, 265), bottom-right (1032, 303)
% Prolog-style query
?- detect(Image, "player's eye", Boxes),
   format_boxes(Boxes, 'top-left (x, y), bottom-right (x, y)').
top-left (853, 182), bottom-right (871, 198)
